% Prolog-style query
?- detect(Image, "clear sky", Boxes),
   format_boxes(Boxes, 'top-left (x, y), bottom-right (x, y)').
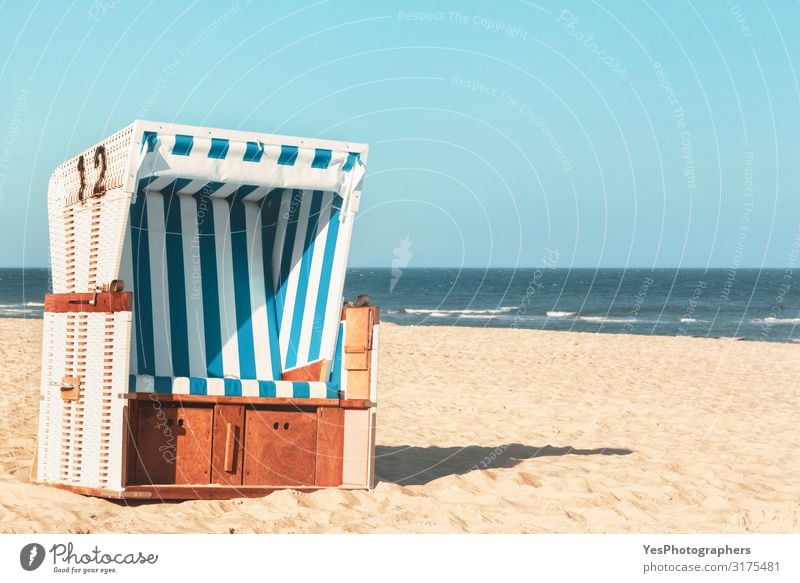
top-left (0, 0), bottom-right (798, 268)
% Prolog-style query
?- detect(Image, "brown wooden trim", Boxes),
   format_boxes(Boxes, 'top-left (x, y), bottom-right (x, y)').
top-left (344, 370), bottom-right (371, 401)
top-left (120, 484), bottom-right (364, 500)
top-left (45, 292), bottom-right (132, 313)
top-left (47, 483), bottom-right (128, 499)
top-left (339, 399), bottom-right (377, 409)
top-left (344, 351), bottom-right (370, 371)
top-left (340, 304), bottom-right (380, 324)
top-left (125, 485), bottom-right (280, 500)
top-left (345, 307), bottom-right (374, 353)
top-left (281, 359), bottom-right (327, 382)
top-left (122, 401), bottom-right (139, 487)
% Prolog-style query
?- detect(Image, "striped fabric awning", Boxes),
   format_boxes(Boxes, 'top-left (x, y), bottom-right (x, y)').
top-left (121, 122), bottom-right (367, 396)
top-left (131, 128), bottom-right (365, 212)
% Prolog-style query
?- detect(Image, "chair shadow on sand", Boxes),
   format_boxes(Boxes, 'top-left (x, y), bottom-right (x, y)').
top-left (374, 444), bottom-right (633, 486)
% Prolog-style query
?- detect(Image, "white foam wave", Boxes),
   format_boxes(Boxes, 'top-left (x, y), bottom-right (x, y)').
top-left (402, 307), bottom-right (517, 316)
top-left (0, 308), bottom-right (35, 315)
top-left (579, 316), bottom-right (638, 324)
top-left (750, 317), bottom-right (800, 325)
top-left (546, 311), bottom-right (576, 318)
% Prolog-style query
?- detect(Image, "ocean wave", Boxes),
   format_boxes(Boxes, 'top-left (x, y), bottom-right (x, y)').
top-left (0, 308), bottom-right (36, 315)
top-left (401, 307), bottom-right (517, 316)
top-left (750, 317), bottom-right (800, 325)
top-left (678, 317), bottom-right (710, 323)
top-left (0, 300), bottom-right (45, 318)
top-left (546, 310), bottom-right (576, 318)
top-left (579, 316), bottom-right (638, 324)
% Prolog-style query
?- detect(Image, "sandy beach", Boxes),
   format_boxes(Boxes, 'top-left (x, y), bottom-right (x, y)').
top-left (1, 317), bottom-right (798, 533)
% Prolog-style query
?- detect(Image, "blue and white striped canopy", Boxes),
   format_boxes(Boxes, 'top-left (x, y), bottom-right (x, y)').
top-left (128, 126), bottom-right (365, 208)
top-left (120, 122), bottom-right (367, 396)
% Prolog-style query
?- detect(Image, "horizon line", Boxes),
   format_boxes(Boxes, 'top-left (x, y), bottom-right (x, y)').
top-left (2, 264), bottom-right (797, 271)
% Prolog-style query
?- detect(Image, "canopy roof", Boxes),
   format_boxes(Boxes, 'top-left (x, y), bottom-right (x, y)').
top-left (49, 120), bottom-right (368, 215)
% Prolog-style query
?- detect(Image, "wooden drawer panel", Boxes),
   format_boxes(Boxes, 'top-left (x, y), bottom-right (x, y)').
top-left (131, 403), bottom-right (212, 485)
top-left (243, 409), bottom-right (316, 486)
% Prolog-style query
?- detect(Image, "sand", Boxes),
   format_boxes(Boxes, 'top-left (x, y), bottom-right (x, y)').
top-left (1, 317), bottom-right (798, 533)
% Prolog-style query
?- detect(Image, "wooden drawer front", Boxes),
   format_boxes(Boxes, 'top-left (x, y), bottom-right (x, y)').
top-left (243, 409), bottom-right (317, 486)
top-left (211, 405), bottom-right (244, 486)
top-left (132, 404), bottom-right (212, 485)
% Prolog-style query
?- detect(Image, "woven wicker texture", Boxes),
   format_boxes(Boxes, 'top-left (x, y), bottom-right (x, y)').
top-left (36, 311), bottom-right (131, 490)
top-left (50, 124), bottom-right (133, 207)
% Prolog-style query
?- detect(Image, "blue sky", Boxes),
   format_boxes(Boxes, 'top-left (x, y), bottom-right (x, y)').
top-left (0, 0), bottom-right (798, 268)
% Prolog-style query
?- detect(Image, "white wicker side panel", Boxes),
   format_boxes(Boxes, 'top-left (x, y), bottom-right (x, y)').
top-left (38, 311), bottom-right (132, 490)
top-left (61, 313), bottom-right (85, 484)
top-left (106, 311), bottom-right (132, 490)
top-left (73, 312), bottom-right (130, 490)
top-left (36, 312), bottom-right (67, 483)
top-left (49, 202), bottom-right (78, 294)
top-left (60, 192), bottom-right (131, 294)
top-left (72, 203), bottom-right (93, 293)
top-left (47, 124), bottom-right (134, 293)
top-left (80, 315), bottom-right (104, 486)
top-left (98, 191), bottom-right (133, 289)
top-left (47, 181), bottom-right (68, 293)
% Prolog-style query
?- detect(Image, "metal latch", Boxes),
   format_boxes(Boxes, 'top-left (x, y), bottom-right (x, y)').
top-left (58, 376), bottom-right (81, 400)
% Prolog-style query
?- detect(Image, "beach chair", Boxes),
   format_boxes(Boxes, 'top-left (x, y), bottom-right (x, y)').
top-left (33, 121), bottom-right (378, 499)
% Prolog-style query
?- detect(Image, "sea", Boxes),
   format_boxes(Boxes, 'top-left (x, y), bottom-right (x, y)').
top-left (2, 267), bottom-right (800, 343)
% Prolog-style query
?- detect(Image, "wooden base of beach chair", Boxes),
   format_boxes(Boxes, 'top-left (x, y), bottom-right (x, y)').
top-left (107, 395), bottom-right (376, 500)
top-left (38, 397), bottom-right (376, 501)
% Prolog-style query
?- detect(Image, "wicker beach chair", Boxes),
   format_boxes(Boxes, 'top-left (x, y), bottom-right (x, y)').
top-left (34, 121), bottom-right (378, 499)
